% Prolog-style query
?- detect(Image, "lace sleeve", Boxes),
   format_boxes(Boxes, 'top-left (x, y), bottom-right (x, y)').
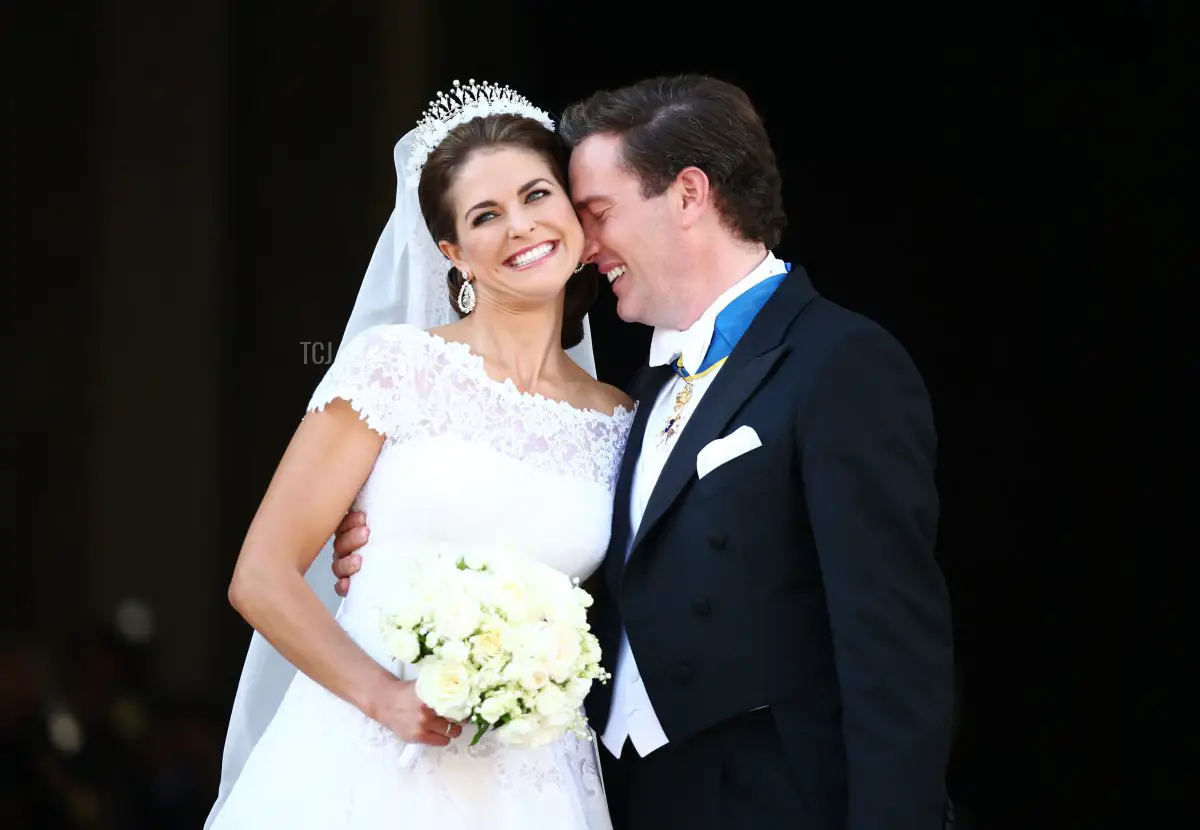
top-left (305, 324), bottom-right (423, 439)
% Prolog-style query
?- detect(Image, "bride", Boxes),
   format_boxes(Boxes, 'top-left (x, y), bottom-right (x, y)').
top-left (204, 82), bottom-right (634, 828)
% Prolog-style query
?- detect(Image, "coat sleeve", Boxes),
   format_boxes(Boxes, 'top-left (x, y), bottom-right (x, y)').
top-left (798, 325), bottom-right (955, 830)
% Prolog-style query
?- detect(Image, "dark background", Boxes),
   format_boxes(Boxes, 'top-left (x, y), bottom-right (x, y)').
top-left (1, 1), bottom-right (1157, 827)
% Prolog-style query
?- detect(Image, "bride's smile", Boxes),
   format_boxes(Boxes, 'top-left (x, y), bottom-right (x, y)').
top-left (504, 239), bottom-right (559, 270)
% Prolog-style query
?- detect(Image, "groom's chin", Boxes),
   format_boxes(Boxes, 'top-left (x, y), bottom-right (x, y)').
top-left (612, 294), bottom-right (644, 326)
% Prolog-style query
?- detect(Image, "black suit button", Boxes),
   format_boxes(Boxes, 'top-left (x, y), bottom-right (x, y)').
top-left (672, 662), bottom-right (692, 682)
top-left (708, 533), bottom-right (727, 549)
top-left (692, 597), bottom-right (711, 616)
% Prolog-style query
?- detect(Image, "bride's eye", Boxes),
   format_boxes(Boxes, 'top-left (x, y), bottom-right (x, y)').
top-left (526, 189), bottom-right (550, 203)
top-left (471, 210), bottom-right (497, 226)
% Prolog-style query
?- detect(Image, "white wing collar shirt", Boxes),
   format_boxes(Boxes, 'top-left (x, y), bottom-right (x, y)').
top-left (602, 251), bottom-right (788, 759)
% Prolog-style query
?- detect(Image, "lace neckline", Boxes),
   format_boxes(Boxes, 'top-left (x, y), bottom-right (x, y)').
top-left (413, 326), bottom-right (637, 425)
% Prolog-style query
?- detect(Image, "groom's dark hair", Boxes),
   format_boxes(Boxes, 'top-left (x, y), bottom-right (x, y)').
top-left (558, 75), bottom-right (787, 249)
top-left (418, 114), bottom-right (598, 350)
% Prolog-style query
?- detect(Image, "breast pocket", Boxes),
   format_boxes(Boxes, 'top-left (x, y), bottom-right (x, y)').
top-left (690, 435), bottom-right (778, 503)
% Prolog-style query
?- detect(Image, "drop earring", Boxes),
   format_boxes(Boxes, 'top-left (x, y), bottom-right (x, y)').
top-left (457, 270), bottom-right (476, 313)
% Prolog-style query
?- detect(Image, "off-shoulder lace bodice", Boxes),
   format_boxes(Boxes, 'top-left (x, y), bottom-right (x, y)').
top-left (307, 323), bottom-right (635, 490)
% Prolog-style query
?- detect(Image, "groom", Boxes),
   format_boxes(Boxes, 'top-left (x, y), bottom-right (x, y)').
top-left (331, 75), bottom-right (954, 829)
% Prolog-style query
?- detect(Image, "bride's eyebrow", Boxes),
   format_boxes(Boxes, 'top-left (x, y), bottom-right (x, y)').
top-left (464, 178), bottom-right (553, 220)
top-left (516, 177), bottom-right (552, 194)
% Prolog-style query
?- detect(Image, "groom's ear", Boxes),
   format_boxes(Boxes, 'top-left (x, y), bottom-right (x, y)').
top-left (674, 166), bottom-right (711, 230)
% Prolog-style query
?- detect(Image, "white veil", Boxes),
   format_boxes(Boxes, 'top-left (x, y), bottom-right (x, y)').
top-left (204, 121), bottom-right (596, 827)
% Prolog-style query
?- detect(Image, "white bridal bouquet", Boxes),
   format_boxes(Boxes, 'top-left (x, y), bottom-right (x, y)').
top-left (380, 549), bottom-right (610, 768)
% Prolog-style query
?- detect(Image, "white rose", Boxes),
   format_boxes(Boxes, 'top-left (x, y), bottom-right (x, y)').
top-left (384, 628), bottom-right (420, 664)
top-left (473, 662), bottom-right (504, 689)
top-left (414, 660), bottom-right (473, 721)
top-left (522, 665), bottom-right (550, 692)
top-left (493, 713), bottom-right (539, 746)
top-left (564, 676), bottom-right (592, 704)
top-left (463, 550), bottom-right (493, 571)
top-left (571, 585), bottom-right (594, 609)
top-left (542, 593), bottom-right (588, 628)
top-left (506, 658), bottom-right (550, 692)
top-left (454, 568), bottom-right (489, 604)
top-left (477, 690), bottom-right (520, 724)
top-left (436, 638), bottom-right (470, 665)
top-left (489, 571), bottom-right (525, 605)
top-left (471, 627), bottom-right (507, 665)
top-left (534, 624), bottom-right (583, 682)
top-left (490, 571), bottom-right (542, 622)
top-left (532, 683), bottom-right (571, 719)
top-left (389, 600), bottom-right (425, 630)
top-left (499, 621), bottom-right (535, 658)
top-left (433, 596), bottom-right (483, 641)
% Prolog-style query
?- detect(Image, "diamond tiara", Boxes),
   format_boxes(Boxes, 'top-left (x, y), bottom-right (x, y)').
top-left (405, 79), bottom-right (554, 180)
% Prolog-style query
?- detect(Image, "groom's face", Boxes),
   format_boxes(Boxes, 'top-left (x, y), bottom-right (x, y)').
top-left (569, 133), bottom-right (678, 328)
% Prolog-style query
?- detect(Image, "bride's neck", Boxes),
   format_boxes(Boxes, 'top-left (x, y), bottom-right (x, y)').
top-left (464, 303), bottom-right (564, 392)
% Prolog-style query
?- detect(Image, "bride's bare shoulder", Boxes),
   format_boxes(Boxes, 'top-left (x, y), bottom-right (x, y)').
top-left (426, 320), bottom-right (471, 344)
top-left (578, 377), bottom-right (634, 417)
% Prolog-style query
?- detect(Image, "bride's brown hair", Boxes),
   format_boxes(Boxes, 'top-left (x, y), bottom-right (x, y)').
top-left (417, 114), bottom-right (597, 350)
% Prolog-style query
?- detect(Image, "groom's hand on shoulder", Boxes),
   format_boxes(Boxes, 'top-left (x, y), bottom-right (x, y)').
top-left (331, 511), bottom-right (369, 596)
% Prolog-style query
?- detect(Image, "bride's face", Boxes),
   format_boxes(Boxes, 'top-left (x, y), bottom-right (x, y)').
top-left (438, 146), bottom-right (585, 314)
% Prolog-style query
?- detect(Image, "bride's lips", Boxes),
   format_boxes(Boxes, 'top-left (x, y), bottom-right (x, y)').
top-left (504, 241), bottom-right (559, 270)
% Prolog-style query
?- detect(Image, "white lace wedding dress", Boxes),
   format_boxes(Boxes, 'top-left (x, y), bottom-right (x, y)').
top-left (207, 323), bottom-right (634, 829)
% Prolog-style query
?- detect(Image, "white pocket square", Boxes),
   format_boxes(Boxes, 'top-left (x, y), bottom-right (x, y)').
top-left (696, 425), bottom-right (762, 480)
